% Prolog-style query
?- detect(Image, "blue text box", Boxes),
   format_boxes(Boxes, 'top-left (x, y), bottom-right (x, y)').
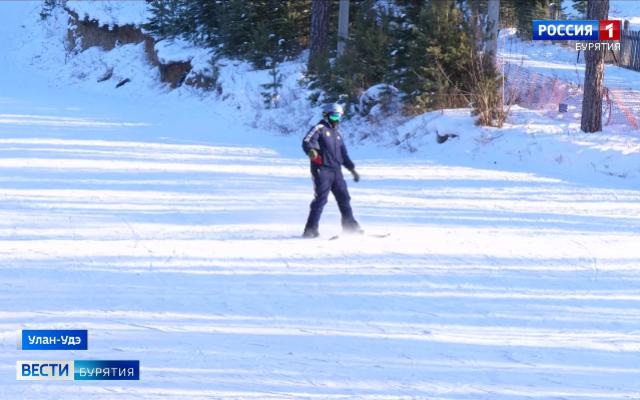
top-left (21, 330), bottom-right (88, 350)
top-left (74, 360), bottom-right (139, 380)
top-left (532, 20), bottom-right (599, 40)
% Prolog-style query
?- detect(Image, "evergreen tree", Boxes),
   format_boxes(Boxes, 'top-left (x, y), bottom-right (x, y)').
top-left (500, 0), bottom-right (553, 39)
top-left (195, 0), bottom-right (222, 46)
top-left (311, 0), bottom-right (393, 110)
top-left (213, 0), bottom-right (310, 67)
top-left (145, 0), bottom-right (311, 68)
top-left (261, 58), bottom-right (284, 108)
top-left (143, 0), bottom-right (506, 124)
top-left (144, 0), bottom-right (192, 39)
top-left (393, 0), bottom-right (475, 113)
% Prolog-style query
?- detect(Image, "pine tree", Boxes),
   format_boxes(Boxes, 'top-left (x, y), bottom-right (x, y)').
top-left (310, 0), bottom-right (393, 110)
top-left (500, 0), bottom-right (553, 39)
top-left (261, 58), bottom-right (284, 108)
top-left (144, 0), bottom-right (192, 39)
top-left (145, 0), bottom-right (311, 68)
top-left (210, 0), bottom-right (310, 67)
top-left (196, 0), bottom-right (222, 46)
top-left (394, 0), bottom-right (474, 113)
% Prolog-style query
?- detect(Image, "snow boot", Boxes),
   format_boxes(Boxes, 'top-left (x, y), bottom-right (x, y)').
top-left (302, 227), bottom-right (320, 238)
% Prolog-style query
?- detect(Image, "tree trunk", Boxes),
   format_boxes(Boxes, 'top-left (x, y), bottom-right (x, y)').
top-left (581, 0), bottom-right (609, 133)
top-left (308, 0), bottom-right (330, 72)
top-left (486, 0), bottom-right (500, 59)
top-left (337, 0), bottom-right (349, 57)
top-left (470, 0), bottom-right (481, 51)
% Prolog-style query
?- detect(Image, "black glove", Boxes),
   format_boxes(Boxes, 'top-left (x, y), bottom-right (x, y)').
top-left (349, 168), bottom-right (360, 183)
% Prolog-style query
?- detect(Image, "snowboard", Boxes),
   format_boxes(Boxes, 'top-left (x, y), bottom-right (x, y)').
top-left (328, 233), bottom-right (390, 241)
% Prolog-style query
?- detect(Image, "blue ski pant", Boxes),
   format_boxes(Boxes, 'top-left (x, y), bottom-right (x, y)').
top-left (305, 166), bottom-right (358, 231)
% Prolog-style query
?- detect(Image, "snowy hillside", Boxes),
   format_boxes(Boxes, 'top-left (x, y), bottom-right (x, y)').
top-left (21, 1), bottom-right (640, 183)
top-left (1, 1), bottom-right (640, 399)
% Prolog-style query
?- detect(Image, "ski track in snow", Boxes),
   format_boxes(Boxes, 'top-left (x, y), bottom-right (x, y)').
top-left (0, 2), bottom-right (639, 399)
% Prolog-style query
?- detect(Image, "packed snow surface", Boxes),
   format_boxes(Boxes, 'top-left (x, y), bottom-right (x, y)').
top-left (1, 2), bottom-right (639, 399)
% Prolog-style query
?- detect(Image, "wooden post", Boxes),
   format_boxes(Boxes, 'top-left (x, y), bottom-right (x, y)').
top-left (622, 20), bottom-right (627, 65)
top-left (636, 32), bottom-right (640, 71)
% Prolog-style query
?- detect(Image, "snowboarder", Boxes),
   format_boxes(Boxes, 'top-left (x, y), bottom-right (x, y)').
top-left (302, 103), bottom-right (362, 238)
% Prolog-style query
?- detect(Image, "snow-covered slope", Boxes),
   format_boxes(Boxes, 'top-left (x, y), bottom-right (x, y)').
top-left (1, 2), bottom-right (640, 399)
top-left (67, 0), bottom-right (149, 28)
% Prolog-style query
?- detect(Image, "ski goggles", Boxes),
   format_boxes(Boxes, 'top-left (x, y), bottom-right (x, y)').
top-left (328, 112), bottom-right (342, 123)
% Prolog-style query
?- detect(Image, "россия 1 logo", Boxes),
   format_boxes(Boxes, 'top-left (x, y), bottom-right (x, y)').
top-left (533, 20), bottom-right (621, 41)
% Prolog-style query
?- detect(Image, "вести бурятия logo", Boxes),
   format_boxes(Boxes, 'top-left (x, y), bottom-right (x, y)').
top-left (17, 360), bottom-right (140, 381)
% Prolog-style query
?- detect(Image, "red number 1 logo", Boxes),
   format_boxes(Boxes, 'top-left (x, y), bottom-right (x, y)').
top-left (599, 20), bottom-right (621, 40)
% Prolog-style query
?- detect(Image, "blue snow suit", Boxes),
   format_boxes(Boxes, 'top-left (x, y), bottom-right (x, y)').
top-left (302, 119), bottom-right (359, 232)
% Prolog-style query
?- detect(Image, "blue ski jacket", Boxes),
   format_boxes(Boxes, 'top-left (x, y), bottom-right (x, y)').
top-left (302, 119), bottom-right (355, 170)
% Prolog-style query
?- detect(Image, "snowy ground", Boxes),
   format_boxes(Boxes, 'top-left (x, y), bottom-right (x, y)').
top-left (2, 2), bottom-right (640, 399)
